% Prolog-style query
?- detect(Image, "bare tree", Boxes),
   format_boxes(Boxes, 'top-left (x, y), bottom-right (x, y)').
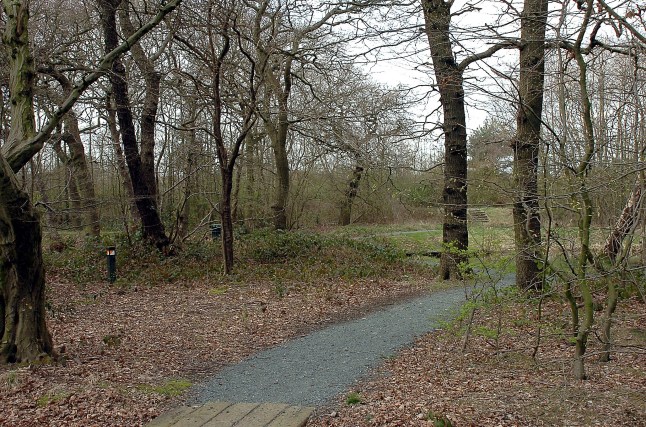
top-left (251, 0), bottom-right (368, 230)
top-left (97, 0), bottom-right (174, 253)
top-left (421, 0), bottom-right (516, 279)
top-left (512, 0), bottom-right (548, 291)
top-left (40, 67), bottom-right (101, 236)
top-left (174, 0), bottom-right (264, 274)
top-left (0, 0), bottom-right (181, 364)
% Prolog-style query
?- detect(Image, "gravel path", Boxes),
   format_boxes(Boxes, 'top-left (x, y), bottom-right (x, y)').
top-left (193, 276), bottom-right (514, 407)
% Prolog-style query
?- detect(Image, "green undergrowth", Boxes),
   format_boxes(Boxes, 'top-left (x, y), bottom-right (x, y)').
top-left (237, 230), bottom-right (423, 282)
top-left (43, 228), bottom-right (434, 288)
top-left (43, 233), bottom-right (216, 286)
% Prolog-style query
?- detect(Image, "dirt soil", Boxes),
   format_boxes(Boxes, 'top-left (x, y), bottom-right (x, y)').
top-left (2, 272), bottom-right (644, 427)
top-left (0, 274), bottom-right (430, 426)
top-left (307, 297), bottom-right (646, 427)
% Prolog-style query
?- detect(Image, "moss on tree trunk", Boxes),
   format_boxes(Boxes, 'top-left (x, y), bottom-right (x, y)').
top-left (0, 159), bottom-right (53, 363)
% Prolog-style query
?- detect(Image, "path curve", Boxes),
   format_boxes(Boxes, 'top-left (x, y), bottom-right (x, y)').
top-left (192, 276), bottom-right (513, 407)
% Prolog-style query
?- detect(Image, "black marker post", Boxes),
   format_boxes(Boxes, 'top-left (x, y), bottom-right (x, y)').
top-left (106, 246), bottom-right (116, 283)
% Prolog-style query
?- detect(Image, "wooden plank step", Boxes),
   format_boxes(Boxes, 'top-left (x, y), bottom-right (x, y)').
top-left (266, 406), bottom-right (314, 427)
top-left (175, 401), bottom-right (234, 426)
top-left (468, 208), bottom-right (490, 222)
top-left (148, 402), bottom-right (314, 427)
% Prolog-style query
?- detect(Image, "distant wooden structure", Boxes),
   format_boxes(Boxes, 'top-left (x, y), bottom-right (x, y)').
top-left (468, 208), bottom-right (490, 223)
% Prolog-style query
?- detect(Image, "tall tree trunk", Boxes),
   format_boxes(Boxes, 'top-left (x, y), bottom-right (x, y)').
top-left (118, 6), bottom-right (161, 199)
top-left (43, 68), bottom-right (101, 236)
top-left (52, 138), bottom-right (83, 229)
top-left (98, 0), bottom-right (171, 253)
top-left (220, 169), bottom-right (235, 274)
top-left (63, 126), bottom-right (100, 236)
top-left (265, 69), bottom-right (292, 231)
top-left (512, 0), bottom-right (548, 291)
top-left (244, 132), bottom-right (259, 230)
top-left (105, 93), bottom-right (139, 224)
top-left (271, 125), bottom-right (290, 230)
top-left (178, 127), bottom-right (197, 241)
top-left (569, 1), bottom-right (597, 380)
top-left (232, 162), bottom-right (243, 225)
top-left (422, 0), bottom-right (469, 280)
top-left (339, 163), bottom-right (364, 226)
top-left (0, 160), bottom-right (53, 363)
top-left (33, 157), bottom-right (57, 230)
top-left (207, 5), bottom-right (258, 274)
top-left (255, 11), bottom-right (293, 231)
top-left (0, 0), bottom-right (53, 363)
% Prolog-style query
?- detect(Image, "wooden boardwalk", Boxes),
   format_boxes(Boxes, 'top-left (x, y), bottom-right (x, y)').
top-left (147, 401), bottom-right (314, 427)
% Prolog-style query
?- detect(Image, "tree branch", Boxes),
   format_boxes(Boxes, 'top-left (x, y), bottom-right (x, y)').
top-left (3, 0), bottom-right (182, 172)
top-left (598, 0), bottom-right (646, 46)
top-left (458, 40), bottom-right (520, 71)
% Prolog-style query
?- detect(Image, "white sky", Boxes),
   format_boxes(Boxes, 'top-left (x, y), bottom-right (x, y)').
top-left (348, 0), bottom-right (523, 135)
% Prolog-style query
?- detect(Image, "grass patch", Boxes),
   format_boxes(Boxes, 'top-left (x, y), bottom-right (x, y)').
top-left (37, 391), bottom-right (70, 407)
top-left (379, 230), bottom-right (443, 254)
top-left (208, 286), bottom-right (229, 296)
top-left (102, 334), bottom-right (122, 347)
top-left (136, 379), bottom-right (192, 397)
top-left (44, 228), bottom-right (435, 289)
top-left (345, 391), bottom-right (363, 405)
top-left (40, 224), bottom-right (518, 290)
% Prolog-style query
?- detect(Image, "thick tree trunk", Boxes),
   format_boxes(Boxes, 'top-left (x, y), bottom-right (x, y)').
top-left (422, 0), bottom-right (469, 280)
top-left (339, 163), bottom-right (364, 226)
top-left (118, 6), bottom-right (160, 199)
top-left (0, 159), bottom-right (53, 363)
top-left (66, 161), bottom-right (83, 228)
top-left (64, 129), bottom-right (100, 236)
top-left (259, 39), bottom-right (293, 232)
top-left (512, 0), bottom-right (548, 291)
top-left (0, 0), bottom-right (54, 363)
top-left (138, 72), bottom-right (161, 199)
top-left (99, 0), bottom-right (171, 253)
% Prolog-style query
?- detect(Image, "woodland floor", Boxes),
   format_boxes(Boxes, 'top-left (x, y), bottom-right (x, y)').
top-left (0, 271), bottom-right (431, 426)
top-left (1, 263), bottom-right (645, 426)
top-left (307, 296), bottom-right (646, 427)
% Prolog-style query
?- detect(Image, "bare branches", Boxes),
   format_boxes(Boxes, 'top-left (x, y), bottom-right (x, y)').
top-left (3, 0), bottom-right (183, 172)
top-left (458, 40), bottom-right (520, 71)
top-left (599, 0), bottom-right (646, 45)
